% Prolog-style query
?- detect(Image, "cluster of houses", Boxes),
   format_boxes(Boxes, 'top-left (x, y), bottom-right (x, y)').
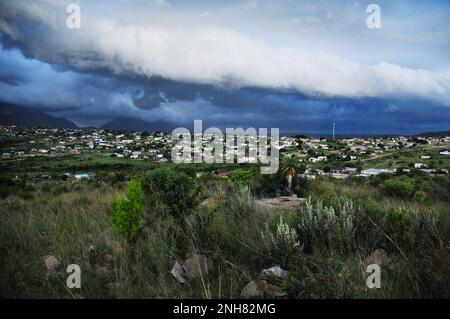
top-left (0, 126), bottom-right (172, 163)
top-left (1, 125), bottom-right (450, 180)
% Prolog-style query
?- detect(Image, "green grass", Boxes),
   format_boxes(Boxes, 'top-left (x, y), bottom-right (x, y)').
top-left (0, 177), bottom-right (449, 299)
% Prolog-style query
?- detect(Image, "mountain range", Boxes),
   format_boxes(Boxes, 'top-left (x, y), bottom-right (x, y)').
top-left (0, 102), bottom-right (178, 132)
top-left (0, 102), bottom-right (77, 129)
top-left (1, 102), bottom-right (449, 137)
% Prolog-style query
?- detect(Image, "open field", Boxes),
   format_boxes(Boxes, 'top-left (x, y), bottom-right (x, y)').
top-left (1, 127), bottom-right (450, 299)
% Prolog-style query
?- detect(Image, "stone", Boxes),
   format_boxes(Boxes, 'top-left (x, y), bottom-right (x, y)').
top-left (240, 279), bottom-right (286, 298)
top-left (170, 254), bottom-right (213, 283)
top-left (241, 279), bottom-right (268, 298)
top-left (266, 284), bottom-right (288, 298)
top-left (182, 254), bottom-right (213, 279)
top-left (365, 249), bottom-right (390, 266)
top-left (170, 261), bottom-right (187, 283)
top-left (260, 266), bottom-right (289, 280)
top-left (43, 255), bottom-right (60, 271)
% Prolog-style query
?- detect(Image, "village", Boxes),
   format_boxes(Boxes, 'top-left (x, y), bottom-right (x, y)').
top-left (1, 125), bottom-right (450, 182)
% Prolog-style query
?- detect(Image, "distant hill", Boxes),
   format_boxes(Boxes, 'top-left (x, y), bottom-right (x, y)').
top-left (0, 102), bottom-right (77, 129)
top-left (417, 131), bottom-right (450, 137)
top-left (101, 117), bottom-right (179, 132)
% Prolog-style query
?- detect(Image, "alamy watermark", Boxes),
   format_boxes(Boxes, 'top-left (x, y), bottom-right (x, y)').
top-left (171, 120), bottom-right (279, 174)
top-left (66, 4), bottom-right (81, 29)
top-left (366, 264), bottom-right (381, 289)
top-left (66, 264), bottom-right (81, 289)
top-left (366, 4), bottom-right (381, 29)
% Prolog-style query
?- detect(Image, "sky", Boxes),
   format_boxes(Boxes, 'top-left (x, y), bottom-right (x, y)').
top-left (0, 0), bottom-right (449, 135)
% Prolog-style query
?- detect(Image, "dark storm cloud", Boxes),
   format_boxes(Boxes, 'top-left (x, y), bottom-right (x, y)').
top-left (1, 40), bottom-right (449, 135)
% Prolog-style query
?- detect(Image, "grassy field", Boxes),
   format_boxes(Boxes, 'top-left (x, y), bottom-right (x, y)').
top-left (1, 137), bottom-right (450, 299)
top-left (0, 166), bottom-right (449, 298)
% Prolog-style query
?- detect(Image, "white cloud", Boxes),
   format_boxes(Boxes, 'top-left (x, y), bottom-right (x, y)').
top-left (1, 0), bottom-right (449, 104)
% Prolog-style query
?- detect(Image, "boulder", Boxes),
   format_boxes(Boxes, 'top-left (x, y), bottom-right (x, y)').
top-left (170, 261), bottom-right (187, 283)
top-left (240, 279), bottom-right (286, 298)
top-left (241, 279), bottom-right (268, 298)
top-left (170, 254), bottom-right (213, 283)
top-left (182, 254), bottom-right (213, 279)
top-left (365, 249), bottom-right (390, 266)
top-left (260, 266), bottom-right (289, 280)
top-left (43, 255), bottom-right (60, 271)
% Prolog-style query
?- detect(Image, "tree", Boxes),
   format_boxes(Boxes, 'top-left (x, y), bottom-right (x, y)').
top-left (110, 179), bottom-right (143, 240)
top-left (280, 157), bottom-right (304, 193)
top-left (141, 167), bottom-right (199, 219)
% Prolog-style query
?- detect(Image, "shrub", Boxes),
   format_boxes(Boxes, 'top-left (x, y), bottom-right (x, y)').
top-left (382, 208), bottom-right (413, 251)
top-left (298, 199), bottom-right (356, 253)
top-left (379, 176), bottom-right (416, 199)
top-left (251, 173), bottom-right (285, 197)
top-left (141, 167), bottom-right (199, 220)
top-left (292, 175), bottom-right (310, 198)
top-left (110, 179), bottom-right (143, 240)
top-left (261, 215), bottom-right (299, 265)
top-left (228, 169), bottom-right (254, 187)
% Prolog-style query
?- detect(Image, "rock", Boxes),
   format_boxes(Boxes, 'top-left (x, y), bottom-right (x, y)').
top-left (241, 279), bottom-right (268, 298)
top-left (365, 249), bottom-right (390, 266)
top-left (260, 266), bottom-right (289, 280)
top-left (43, 255), bottom-right (60, 271)
top-left (170, 261), bottom-right (187, 283)
top-left (182, 254), bottom-right (213, 279)
top-left (266, 284), bottom-right (288, 298)
top-left (240, 279), bottom-right (286, 298)
top-left (170, 254), bottom-right (213, 283)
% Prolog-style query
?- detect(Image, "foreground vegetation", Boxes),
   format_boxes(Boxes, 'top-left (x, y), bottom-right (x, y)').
top-left (1, 165), bottom-right (449, 299)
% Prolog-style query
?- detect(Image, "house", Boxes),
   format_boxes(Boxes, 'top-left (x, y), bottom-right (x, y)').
top-left (359, 168), bottom-right (396, 177)
top-left (74, 173), bottom-right (91, 181)
top-left (415, 163), bottom-right (427, 169)
top-left (440, 151), bottom-right (450, 156)
top-left (330, 167), bottom-right (346, 175)
top-left (421, 155), bottom-right (431, 160)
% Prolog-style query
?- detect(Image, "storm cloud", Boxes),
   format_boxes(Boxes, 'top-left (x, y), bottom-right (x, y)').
top-left (0, 0), bottom-right (449, 134)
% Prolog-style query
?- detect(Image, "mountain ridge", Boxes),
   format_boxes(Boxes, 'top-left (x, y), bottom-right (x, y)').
top-left (0, 102), bottom-right (77, 129)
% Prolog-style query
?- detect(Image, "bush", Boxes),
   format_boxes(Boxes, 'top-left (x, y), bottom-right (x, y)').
top-left (251, 173), bottom-right (285, 197)
top-left (141, 167), bottom-right (199, 220)
top-left (110, 179), bottom-right (143, 240)
top-left (298, 199), bottom-right (356, 253)
top-left (382, 208), bottom-right (413, 251)
top-left (379, 176), bottom-right (416, 199)
top-left (228, 169), bottom-right (255, 187)
top-left (261, 215), bottom-right (299, 266)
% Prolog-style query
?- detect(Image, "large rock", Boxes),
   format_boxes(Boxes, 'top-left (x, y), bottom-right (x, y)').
top-left (365, 249), bottom-right (390, 266)
top-left (182, 254), bottom-right (213, 279)
top-left (170, 254), bottom-right (213, 283)
top-left (43, 255), bottom-right (60, 271)
top-left (240, 279), bottom-right (286, 298)
top-left (260, 266), bottom-right (289, 280)
top-left (170, 261), bottom-right (187, 283)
